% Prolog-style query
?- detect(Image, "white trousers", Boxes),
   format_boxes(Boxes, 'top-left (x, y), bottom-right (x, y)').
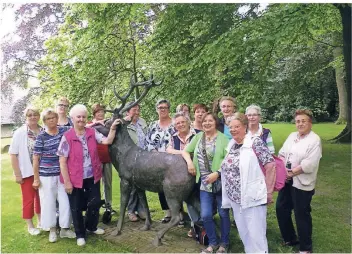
top-left (231, 202), bottom-right (268, 253)
top-left (39, 175), bottom-right (72, 229)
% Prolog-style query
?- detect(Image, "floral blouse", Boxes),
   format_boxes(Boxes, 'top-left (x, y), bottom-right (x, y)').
top-left (145, 120), bottom-right (175, 152)
top-left (221, 137), bottom-right (274, 203)
top-left (197, 136), bottom-right (217, 192)
top-left (27, 125), bottom-right (42, 164)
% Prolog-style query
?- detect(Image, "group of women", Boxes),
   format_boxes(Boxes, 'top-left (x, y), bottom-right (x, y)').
top-left (9, 95), bottom-right (322, 253)
top-left (9, 98), bottom-right (120, 246)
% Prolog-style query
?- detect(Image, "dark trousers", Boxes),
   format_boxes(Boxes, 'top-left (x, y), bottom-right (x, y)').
top-left (158, 192), bottom-right (169, 210)
top-left (276, 180), bottom-right (315, 252)
top-left (67, 177), bottom-right (101, 239)
top-left (158, 192), bottom-right (184, 213)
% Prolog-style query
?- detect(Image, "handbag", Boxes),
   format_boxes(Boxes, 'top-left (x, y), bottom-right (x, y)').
top-left (201, 133), bottom-right (222, 194)
top-left (252, 144), bottom-right (287, 192)
top-left (192, 222), bottom-right (209, 246)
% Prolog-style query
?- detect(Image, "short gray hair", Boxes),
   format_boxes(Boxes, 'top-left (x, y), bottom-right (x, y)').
top-left (41, 108), bottom-right (58, 122)
top-left (173, 112), bottom-right (191, 124)
top-left (155, 99), bottom-right (171, 109)
top-left (245, 104), bottom-right (262, 115)
top-left (69, 104), bottom-right (88, 118)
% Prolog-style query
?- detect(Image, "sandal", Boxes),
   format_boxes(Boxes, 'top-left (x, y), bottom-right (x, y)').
top-left (128, 212), bottom-right (139, 222)
top-left (178, 219), bottom-right (185, 227)
top-left (200, 245), bottom-right (217, 254)
top-left (216, 246), bottom-right (228, 254)
top-left (160, 216), bottom-right (171, 223)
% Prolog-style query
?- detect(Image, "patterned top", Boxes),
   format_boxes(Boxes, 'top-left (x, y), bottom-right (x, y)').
top-left (197, 136), bottom-right (217, 192)
top-left (57, 116), bottom-right (73, 127)
top-left (145, 120), bottom-right (175, 152)
top-left (33, 126), bottom-right (70, 177)
top-left (247, 124), bottom-right (275, 154)
top-left (27, 125), bottom-right (43, 164)
top-left (129, 119), bottom-right (146, 149)
top-left (168, 128), bottom-right (198, 151)
top-left (57, 129), bottom-right (105, 179)
top-left (221, 137), bottom-right (274, 203)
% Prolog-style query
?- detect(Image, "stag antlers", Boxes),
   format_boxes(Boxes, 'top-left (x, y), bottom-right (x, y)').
top-left (107, 72), bottom-right (163, 117)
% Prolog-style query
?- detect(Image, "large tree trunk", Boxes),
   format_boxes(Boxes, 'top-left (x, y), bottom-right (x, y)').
top-left (332, 4), bottom-right (351, 143)
top-left (333, 46), bottom-right (348, 124)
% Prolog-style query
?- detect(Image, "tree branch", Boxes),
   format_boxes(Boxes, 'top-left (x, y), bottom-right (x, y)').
top-left (307, 33), bottom-right (341, 48)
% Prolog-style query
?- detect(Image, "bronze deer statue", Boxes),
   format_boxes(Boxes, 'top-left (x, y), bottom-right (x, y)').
top-left (94, 74), bottom-right (199, 246)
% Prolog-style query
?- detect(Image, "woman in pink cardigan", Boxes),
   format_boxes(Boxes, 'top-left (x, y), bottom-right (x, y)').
top-left (57, 104), bottom-right (120, 247)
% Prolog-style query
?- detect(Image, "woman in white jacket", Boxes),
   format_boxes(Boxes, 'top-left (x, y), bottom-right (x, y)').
top-left (8, 106), bottom-right (42, 235)
top-left (276, 109), bottom-right (322, 254)
top-left (221, 113), bottom-right (276, 253)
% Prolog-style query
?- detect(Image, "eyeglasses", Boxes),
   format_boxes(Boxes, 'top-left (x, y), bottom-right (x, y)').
top-left (58, 104), bottom-right (69, 108)
top-left (295, 120), bottom-right (308, 124)
top-left (157, 107), bottom-right (169, 110)
top-left (27, 114), bottom-right (39, 117)
top-left (45, 116), bottom-right (57, 121)
top-left (246, 114), bottom-right (260, 117)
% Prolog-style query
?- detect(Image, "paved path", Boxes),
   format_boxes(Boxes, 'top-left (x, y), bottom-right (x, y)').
top-left (101, 218), bottom-right (203, 253)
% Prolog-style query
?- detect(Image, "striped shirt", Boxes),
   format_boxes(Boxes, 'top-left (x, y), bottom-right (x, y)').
top-left (247, 123), bottom-right (275, 154)
top-left (33, 126), bottom-right (70, 176)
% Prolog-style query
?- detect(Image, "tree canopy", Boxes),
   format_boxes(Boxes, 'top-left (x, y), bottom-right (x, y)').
top-left (2, 3), bottom-right (351, 141)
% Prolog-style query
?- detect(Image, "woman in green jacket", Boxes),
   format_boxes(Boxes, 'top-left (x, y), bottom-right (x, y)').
top-left (182, 112), bottom-right (230, 254)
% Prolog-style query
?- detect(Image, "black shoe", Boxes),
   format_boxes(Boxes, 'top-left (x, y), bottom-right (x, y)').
top-left (178, 219), bottom-right (185, 227)
top-left (102, 209), bottom-right (112, 224)
top-left (160, 216), bottom-right (171, 223)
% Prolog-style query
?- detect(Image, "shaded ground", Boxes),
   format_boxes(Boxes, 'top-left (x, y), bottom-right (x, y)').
top-left (100, 217), bottom-right (203, 253)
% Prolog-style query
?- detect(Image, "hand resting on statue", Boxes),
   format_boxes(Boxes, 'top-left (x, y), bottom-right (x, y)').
top-left (187, 163), bottom-right (196, 176)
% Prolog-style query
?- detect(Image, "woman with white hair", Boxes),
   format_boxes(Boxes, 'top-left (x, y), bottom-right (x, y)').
top-left (32, 108), bottom-right (75, 243)
top-left (245, 104), bottom-right (275, 154)
top-left (9, 106), bottom-right (42, 235)
top-left (57, 104), bottom-right (120, 246)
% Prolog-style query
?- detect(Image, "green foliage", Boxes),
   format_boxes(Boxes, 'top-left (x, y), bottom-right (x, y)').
top-left (38, 3), bottom-right (158, 119)
top-left (34, 3), bottom-right (344, 123)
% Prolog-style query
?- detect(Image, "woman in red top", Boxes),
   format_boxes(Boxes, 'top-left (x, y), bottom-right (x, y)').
top-left (88, 103), bottom-right (114, 216)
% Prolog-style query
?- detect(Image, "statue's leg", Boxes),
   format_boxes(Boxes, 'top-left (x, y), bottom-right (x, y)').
top-left (136, 188), bottom-right (152, 231)
top-left (112, 178), bottom-right (131, 236)
top-left (152, 196), bottom-right (181, 247)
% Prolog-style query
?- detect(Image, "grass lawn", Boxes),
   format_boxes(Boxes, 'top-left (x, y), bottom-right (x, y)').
top-left (1, 123), bottom-right (351, 253)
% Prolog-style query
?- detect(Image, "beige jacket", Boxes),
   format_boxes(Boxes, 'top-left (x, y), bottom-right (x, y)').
top-left (279, 131), bottom-right (322, 191)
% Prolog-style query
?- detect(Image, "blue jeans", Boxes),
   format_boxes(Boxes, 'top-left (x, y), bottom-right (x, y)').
top-left (200, 190), bottom-right (230, 247)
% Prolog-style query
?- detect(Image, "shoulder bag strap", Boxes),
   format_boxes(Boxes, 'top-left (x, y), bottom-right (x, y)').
top-left (201, 133), bottom-right (212, 173)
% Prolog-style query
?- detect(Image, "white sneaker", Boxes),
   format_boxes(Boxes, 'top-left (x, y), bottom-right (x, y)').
top-left (77, 238), bottom-right (86, 246)
top-left (60, 229), bottom-right (76, 239)
top-left (49, 231), bottom-right (57, 243)
top-left (28, 227), bottom-right (40, 236)
top-left (87, 228), bottom-right (105, 235)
